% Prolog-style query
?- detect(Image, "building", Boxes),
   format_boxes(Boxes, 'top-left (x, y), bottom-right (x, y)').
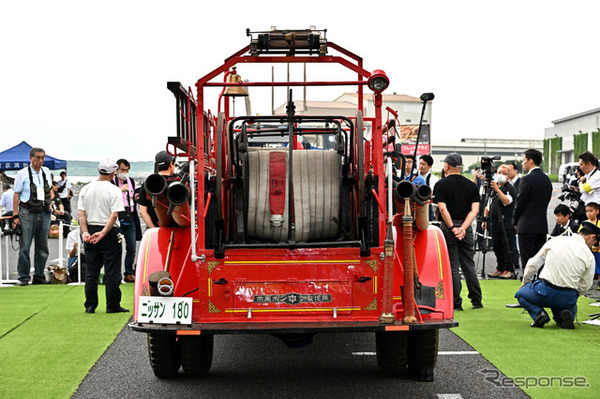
top-left (544, 107), bottom-right (600, 174)
top-left (431, 138), bottom-right (543, 173)
top-left (275, 92), bottom-right (433, 155)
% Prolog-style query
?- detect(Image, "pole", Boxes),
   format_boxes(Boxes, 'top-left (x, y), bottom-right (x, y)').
top-left (401, 198), bottom-right (417, 324)
top-left (379, 159), bottom-right (395, 324)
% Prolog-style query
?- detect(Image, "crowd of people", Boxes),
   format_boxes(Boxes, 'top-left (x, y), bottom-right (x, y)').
top-left (6, 144), bottom-right (600, 327)
top-left (4, 147), bottom-right (178, 314)
top-left (416, 148), bottom-right (599, 330)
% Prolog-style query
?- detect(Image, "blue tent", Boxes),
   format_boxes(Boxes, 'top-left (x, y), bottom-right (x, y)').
top-left (0, 141), bottom-right (67, 171)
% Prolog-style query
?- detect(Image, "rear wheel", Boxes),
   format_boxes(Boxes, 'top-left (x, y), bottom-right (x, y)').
top-left (407, 329), bottom-right (439, 381)
top-left (375, 331), bottom-right (408, 375)
top-left (147, 333), bottom-right (181, 378)
top-left (180, 335), bottom-right (214, 377)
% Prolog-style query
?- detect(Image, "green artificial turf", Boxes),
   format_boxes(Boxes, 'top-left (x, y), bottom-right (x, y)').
top-left (1, 280), bottom-right (599, 398)
top-left (452, 279), bottom-right (600, 399)
top-left (0, 284), bottom-right (133, 399)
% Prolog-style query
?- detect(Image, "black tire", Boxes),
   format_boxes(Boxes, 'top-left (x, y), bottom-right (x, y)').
top-left (407, 329), bottom-right (439, 382)
top-left (180, 334), bottom-right (214, 377)
top-left (375, 331), bottom-right (408, 375)
top-left (147, 333), bottom-right (181, 378)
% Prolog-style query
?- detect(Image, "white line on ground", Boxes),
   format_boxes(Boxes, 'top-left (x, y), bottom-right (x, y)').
top-left (352, 351), bottom-right (479, 356)
top-left (437, 395), bottom-right (463, 399)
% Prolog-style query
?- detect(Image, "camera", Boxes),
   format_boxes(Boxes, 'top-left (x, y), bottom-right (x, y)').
top-left (558, 184), bottom-right (586, 222)
top-left (558, 184), bottom-right (582, 202)
top-left (2, 224), bottom-right (22, 237)
top-left (480, 155), bottom-right (501, 182)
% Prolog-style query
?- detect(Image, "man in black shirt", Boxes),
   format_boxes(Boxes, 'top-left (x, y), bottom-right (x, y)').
top-left (433, 152), bottom-right (483, 310)
top-left (138, 151), bottom-right (176, 229)
top-left (483, 165), bottom-right (518, 279)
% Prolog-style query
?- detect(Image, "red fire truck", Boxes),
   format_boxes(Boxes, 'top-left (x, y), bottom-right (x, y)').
top-left (130, 27), bottom-right (457, 381)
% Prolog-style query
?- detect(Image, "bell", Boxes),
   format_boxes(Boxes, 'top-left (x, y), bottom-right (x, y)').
top-left (224, 67), bottom-right (248, 97)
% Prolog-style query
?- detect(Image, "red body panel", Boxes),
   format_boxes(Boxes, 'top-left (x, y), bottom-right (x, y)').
top-left (134, 226), bottom-right (454, 330)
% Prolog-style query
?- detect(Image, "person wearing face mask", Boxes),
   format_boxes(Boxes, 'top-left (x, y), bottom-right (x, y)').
top-left (111, 158), bottom-right (140, 283)
top-left (514, 221), bottom-right (599, 329)
top-left (483, 165), bottom-right (518, 279)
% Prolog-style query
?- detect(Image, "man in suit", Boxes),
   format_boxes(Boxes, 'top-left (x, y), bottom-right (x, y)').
top-left (550, 204), bottom-right (579, 237)
top-left (513, 149), bottom-right (553, 269)
top-left (507, 161), bottom-right (521, 193)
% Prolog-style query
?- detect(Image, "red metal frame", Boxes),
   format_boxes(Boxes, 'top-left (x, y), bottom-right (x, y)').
top-left (131, 35), bottom-right (455, 335)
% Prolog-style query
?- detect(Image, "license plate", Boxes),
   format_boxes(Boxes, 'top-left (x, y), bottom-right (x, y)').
top-left (137, 296), bottom-right (192, 324)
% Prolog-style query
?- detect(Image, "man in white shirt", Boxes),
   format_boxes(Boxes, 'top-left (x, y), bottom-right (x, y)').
top-left (578, 151), bottom-right (600, 205)
top-left (66, 227), bottom-right (86, 282)
top-left (78, 159), bottom-right (126, 314)
top-left (1, 185), bottom-right (14, 216)
top-left (514, 221), bottom-right (598, 329)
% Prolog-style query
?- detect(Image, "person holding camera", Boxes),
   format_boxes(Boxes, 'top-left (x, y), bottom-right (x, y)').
top-left (50, 181), bottom-right (72, 238)
top-left (513, 149), bottom-right (553, 270)
top-left (483, 165), bottom-right (518, 279)
top-left (578, 151), bottom-right (600, 205)
top-left (12, 147), bottom-right (53, 286)
top-left (111, 158), bottom-right (140, 283)
top-left (56, 171), bottom-right (72, 213)
top-left (434, 152), bottom-right (483, 310)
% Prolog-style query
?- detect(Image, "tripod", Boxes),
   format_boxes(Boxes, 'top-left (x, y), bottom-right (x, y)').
top-left (477, 182), bottom-right (517, 279)
top-left (476, 180), bottom-right (493, 278)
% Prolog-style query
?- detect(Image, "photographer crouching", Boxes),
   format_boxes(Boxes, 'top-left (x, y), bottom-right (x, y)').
top-left (483, 164), bottom-right (519, 279)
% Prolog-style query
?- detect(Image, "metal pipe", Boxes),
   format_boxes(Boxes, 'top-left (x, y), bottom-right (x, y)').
top-left (401, 198), bottom-right (417, 324)
top-left (144, 174), bottom-right (175, 227)
top-left (166, 181), bottom-right (192, 227)
top-left (379, 157), bottom-right (396, 324)
top-left (190, 160), bottom-right (198, 262)
top-left (387, 158), bottom-right (393, 223)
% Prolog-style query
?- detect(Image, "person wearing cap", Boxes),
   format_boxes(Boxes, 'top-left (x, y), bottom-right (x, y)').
top-left (433, 152), bottom-right (483, 310)
top-left (12, 147), bottom-right (53, 285)
top-left (513, 149), bottom-right (553, 271)
top-left (138, 151), bottom-right (176, 229)
top-left (514, 221), bottom-right (599, 329)
top-left (77, 159), bottom-right (128, 314)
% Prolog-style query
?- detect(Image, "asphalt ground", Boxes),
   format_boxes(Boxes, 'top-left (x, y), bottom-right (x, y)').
top-left (72, 327), bottom-right (528, 399)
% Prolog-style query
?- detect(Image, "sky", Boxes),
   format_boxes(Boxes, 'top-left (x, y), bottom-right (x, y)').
top-left (2, 0), bottom-right (599, 163)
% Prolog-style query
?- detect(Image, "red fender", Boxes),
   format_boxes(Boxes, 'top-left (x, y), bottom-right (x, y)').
top-left (133, 227), bottom-right (199, 321)
top-left (394, 225), bottom-right (454, 320)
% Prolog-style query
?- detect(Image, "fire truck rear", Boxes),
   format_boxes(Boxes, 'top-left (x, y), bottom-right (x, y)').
top-left (130, 27), bottom-right (457, 381)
